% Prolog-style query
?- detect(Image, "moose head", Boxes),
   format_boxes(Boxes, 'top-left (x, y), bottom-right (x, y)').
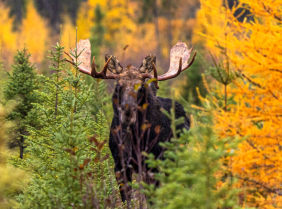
top-left (65, 39), bottom-right (196, 126)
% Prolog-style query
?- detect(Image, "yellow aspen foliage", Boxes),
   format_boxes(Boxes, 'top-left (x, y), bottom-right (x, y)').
top-left (76, 0), bottom-right (109, 40)
top-left (155, 17), bottom-right (197, 59)
top-left (116, 22), bottom-right (157, 59)
top-left (18, 0), bottom-right (49, 63)
top-left (103, 0), bottom-right (136, 42)
top-left (199, 0), bottom-right (282, 208)
top-left (61, 16), bottom-right (77, 50)
top-left (74, 0), bottom-right (199, 66)
top-left (76, 0), bottom-right (135, 45)
top-left (76, 1), bottom-right (98, 40)
top-left (0, 3), bottom-right (17, 64)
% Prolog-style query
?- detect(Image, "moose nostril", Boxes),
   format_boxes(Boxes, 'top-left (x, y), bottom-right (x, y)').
top-left (121, 103), bottom-right (130, 111)
top-left (125, 110), bottom-right (130, 117)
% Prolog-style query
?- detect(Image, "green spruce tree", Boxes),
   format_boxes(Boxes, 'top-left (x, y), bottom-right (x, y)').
top-left (12, 42), bottom-right (117, 208)
top-left (4, 48), bottom-right (39, 159)
top-left (144, 103), bottom-right (241, 208)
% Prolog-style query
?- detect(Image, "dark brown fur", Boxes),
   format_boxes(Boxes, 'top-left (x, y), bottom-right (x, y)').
top-left (108, 63), bottom-right (190, 202)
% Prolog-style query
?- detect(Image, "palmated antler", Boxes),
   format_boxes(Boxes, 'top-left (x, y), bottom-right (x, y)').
top-left (141, 42), bottom-right (196, 88)
top-left (157, 42), bottom-right (196, 81)
top-left (64, 39), bottom-right (119, 79)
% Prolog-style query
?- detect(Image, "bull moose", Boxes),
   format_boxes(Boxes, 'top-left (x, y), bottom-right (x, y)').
top-left (65, 40), bottom-right (196, 203)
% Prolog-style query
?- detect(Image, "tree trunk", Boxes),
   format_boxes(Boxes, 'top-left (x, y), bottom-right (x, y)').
top-left (42, 0), bottom-right (61, 33)
top-left (19, 130), bottom-right (24, 159)
top-left (15, 0), bottom-right (22, 24)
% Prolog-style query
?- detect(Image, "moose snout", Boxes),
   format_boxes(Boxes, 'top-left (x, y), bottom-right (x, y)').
top-left (120, 102), bottom-right (138, 125)
top-left (121, 103), bottom-right (137, 112)
top-left (121, 104), bottom-right (137, 117)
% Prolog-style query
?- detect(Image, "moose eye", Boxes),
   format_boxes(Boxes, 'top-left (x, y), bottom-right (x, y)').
top-left (137, 85), bottom-right (146, 100)
top-left (114, 85), bottom-right (122, 101)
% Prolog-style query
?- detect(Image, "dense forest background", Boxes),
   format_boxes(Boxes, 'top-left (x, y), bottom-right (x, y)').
top-left (1, 0), bottom-right (282, 208)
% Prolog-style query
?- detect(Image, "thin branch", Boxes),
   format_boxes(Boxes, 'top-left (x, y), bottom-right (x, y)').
top-left (237, 176), bottom-right (282, 196)
top-left (270, 69), bottom-right (282, 73)
top-left (241, 73), bottom-right (264, 89)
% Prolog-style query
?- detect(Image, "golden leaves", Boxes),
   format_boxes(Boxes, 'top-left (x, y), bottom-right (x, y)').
top-left (0, 3), bottom-right (17, 64)
top-left (0, 1), bottom-right (49, 65)
top-left (198, 0), bottom-right (282, 207)
top-left (142, 103), bottom-right (148, 110)
top-left (19, 1), bottom-right (49, 63)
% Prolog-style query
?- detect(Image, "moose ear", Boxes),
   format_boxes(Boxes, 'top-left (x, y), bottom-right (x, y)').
top-left (139, 54), bottom-right (156, 73)
top-left (105, 54), bottom-right (123, 74)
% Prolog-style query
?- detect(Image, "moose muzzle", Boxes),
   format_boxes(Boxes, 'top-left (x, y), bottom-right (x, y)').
top-left (120, 90), bottom-right (138, 125)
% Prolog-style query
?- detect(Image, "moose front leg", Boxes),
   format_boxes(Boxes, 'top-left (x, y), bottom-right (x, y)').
top-left (115, 162), bottom-right (133, 203)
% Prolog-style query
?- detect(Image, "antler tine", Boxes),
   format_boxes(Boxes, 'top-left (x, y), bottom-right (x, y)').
top-left (99, 56), bottom-right (120, 79)
top-left (177, 57), bottom-right (182, 76)
top-left (152, 63), bottom-right (159, 89)
top-left (91, 56), bottom-right (120, 79)
top-left (156, 57), bottom-right (182, 81)
top-left (91, 56), bottom-right (98, 77)
top-left (64, 51), bottom-right (92, 76)
top-left (157, 52), bottom-right (196, 81)
top-left (180, 52), bottom-right (196, 72)
top-left (100, 56), bottom-right (112, 78)
top-left (64, 51), bottom-right (119, 79)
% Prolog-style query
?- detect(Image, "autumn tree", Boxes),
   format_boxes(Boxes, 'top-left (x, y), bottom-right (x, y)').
top-left (90, 5), bottom-right (105, 58)
top-left (0, 3), bottom-right (17, 65)
top-left (33, 0), bottom-right (83, 31)
top-left (197, 0), bottom-right (282, 208)
top-left (0, 1), bottom-right (50, 67)
top-left (19, 0), bottom-right (49, 64)
top-left (0, 0), bottom-right (27, 27)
